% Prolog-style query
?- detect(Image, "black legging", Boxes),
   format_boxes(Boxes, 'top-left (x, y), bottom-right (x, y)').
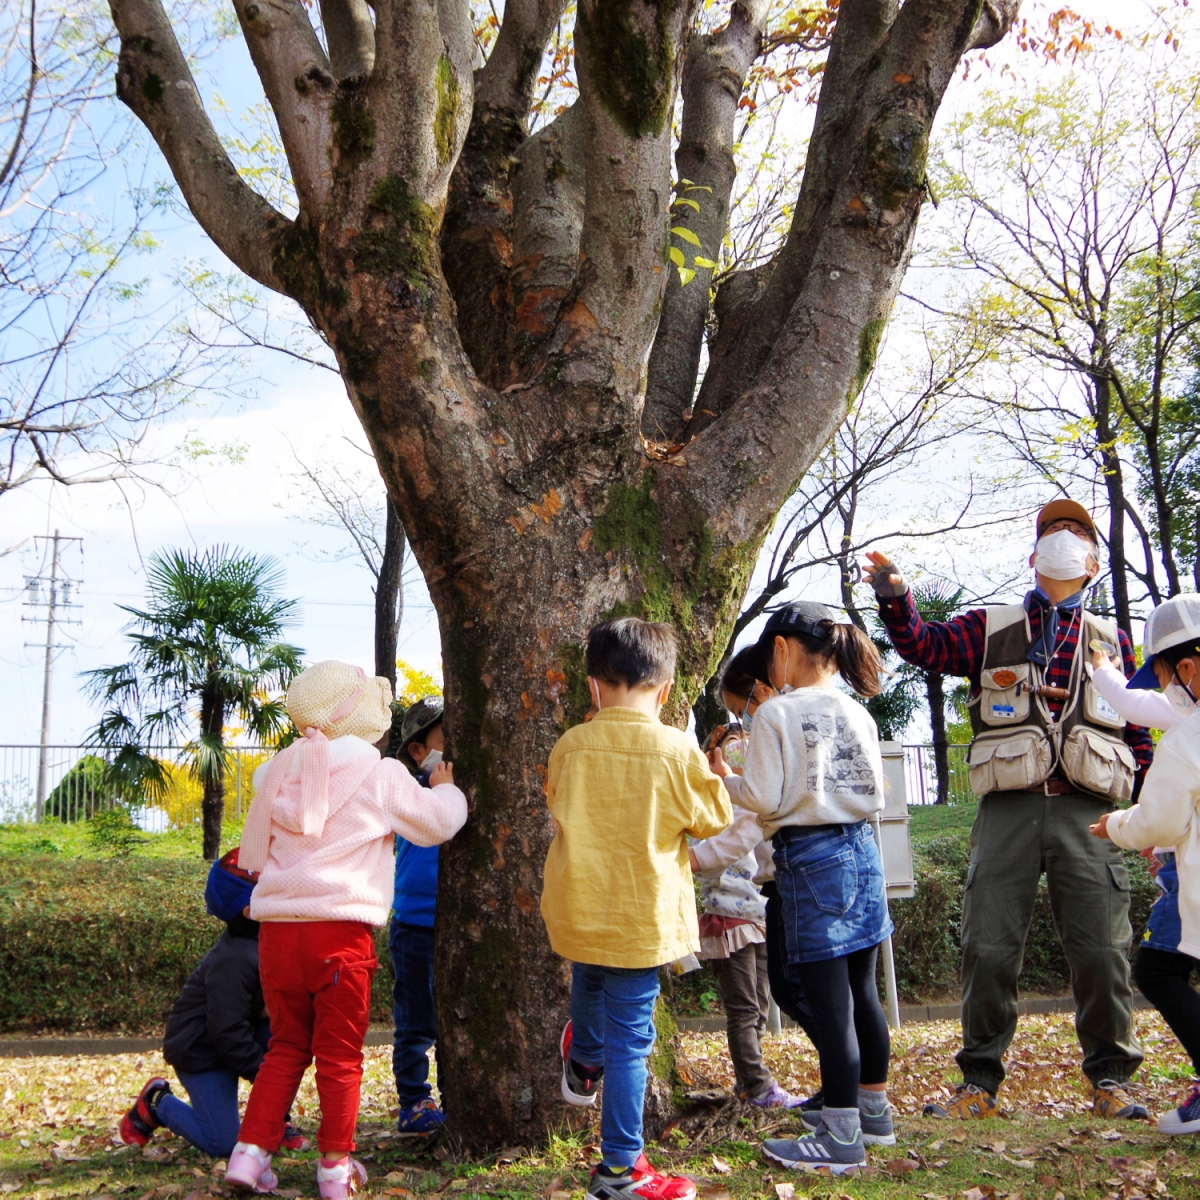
top-left (786, 945), bottom-right (891, 1109)
top-left (1134, 945), bottom-right (1200, 1073)
top-left (761, 882), bottom-right (818, 1046)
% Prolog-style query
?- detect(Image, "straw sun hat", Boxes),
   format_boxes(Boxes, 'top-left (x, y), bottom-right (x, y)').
top-left (286, 660), bottom-right (394, 742)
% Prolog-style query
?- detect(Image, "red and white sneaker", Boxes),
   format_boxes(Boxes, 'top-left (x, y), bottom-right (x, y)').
top-left (226, 1142), bottom-right (279, 1193)
top-left (119, 1077), bottom-right (171, 1146)
top-left (561, 1020), bottom-right (603, 1107)
top-left (281, 1124), bottom-right (312, 1151)
top-left (587, 1153), bottom-right (696, 1200)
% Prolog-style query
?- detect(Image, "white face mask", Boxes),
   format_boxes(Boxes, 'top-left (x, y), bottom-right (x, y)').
top-left (422, 749), bottom-right (443, 769)
top-left (1165, 681), bottom-right (1198, 714)
top-left (1034, 529), bottom-right (1097, 582)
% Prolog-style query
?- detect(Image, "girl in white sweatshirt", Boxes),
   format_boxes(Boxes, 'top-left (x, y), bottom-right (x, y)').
top-left (712, 602), bottom-right (890, 1174)
top-left (1091, 594), bottom-right (1200, 1135)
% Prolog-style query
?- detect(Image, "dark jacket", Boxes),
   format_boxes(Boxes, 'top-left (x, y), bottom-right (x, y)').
top-left (162, 928), bottom-right (269, 1079)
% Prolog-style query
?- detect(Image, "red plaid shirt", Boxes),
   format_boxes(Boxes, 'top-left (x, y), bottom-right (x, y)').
top-left (878, 589), bottom-right (1154, 779)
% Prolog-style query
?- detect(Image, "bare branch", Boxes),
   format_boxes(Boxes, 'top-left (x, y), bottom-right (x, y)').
top-left (111, 0), bottom-right (294, 294)
top-left (230, 0), bottom-right (335, 217)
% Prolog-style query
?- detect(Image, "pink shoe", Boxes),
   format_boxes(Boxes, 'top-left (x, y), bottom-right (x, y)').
top-left (226, 1142), bottom-right (279, 1193)
top-left (316, 1158), bottom-right (367, 1200)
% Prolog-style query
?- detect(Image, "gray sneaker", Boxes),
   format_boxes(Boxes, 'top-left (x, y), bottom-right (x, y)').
top-left (762, 1130), bottom-right (866, 1174)
top-left (801, 1105), bottom-right (895, 1146)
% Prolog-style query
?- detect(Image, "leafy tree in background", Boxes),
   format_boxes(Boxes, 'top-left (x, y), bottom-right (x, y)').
top-left (84, 547), bottom-right (303, 859)
top-left (932, 32), bottom-right (1200, 631)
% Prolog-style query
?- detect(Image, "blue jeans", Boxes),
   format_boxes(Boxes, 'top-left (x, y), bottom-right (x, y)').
top-left (157, 1069), bottom-right (241, 1157)
top-left (390, 921), bottom-right (437, 1106)
top-left (570, 962), bottom-right (660, 1169)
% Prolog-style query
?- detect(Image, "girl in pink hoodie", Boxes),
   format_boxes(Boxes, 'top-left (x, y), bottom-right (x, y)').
top-left (224, 662), bottom-right (467, 1199)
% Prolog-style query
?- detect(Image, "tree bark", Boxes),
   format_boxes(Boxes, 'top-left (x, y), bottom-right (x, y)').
top-left (110, 0), bottom-right (1021, 1148)
top-left (374, 500), bottom-right (406, 691)
top-left (925, 670), bottom-right (949, 806)
top-left (1093, 375), bottom-right (1133, 639)
top-left (199, 689), bottom-right (226, 861)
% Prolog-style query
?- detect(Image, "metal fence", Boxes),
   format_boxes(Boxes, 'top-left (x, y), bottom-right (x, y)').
top-left (0, 745), bottom-right (270, 828)
top-left (0, 740), bottom-right (975, 828)
top-left (902, 743), bottom-right (972, 806)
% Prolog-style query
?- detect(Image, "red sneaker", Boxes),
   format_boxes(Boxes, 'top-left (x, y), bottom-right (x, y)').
top-left (281, 1124), bottom-right (312, 1151)
top-left (588, 1154), bottom-right (696, 1200)
top-left (119, 1077), bottom-right (170, 1146)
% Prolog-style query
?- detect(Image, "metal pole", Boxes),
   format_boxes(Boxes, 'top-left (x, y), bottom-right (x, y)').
top-left (766, 990), bottom-right (782, 1035)
top-left (881, 934), bottom-right (902, 1031)
top-left (34, 531), bottom-right (61, 822)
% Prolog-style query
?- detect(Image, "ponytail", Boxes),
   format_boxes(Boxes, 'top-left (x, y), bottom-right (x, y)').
top-left (828, 624), bottom-right (883, 698)
top-left (769, 622), bottom-right (883, 697)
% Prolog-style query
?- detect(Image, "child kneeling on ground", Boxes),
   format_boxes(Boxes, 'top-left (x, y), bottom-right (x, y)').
top-left (541, 618), bottom-right (731, 1200)
top-left (225, 662), bottom-right (466, 1199)
top-left (120, 850), bottom-right (308, 1156)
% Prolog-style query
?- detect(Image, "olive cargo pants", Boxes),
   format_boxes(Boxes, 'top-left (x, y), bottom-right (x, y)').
top-left (957, 790), bottom-right (1143, 1093)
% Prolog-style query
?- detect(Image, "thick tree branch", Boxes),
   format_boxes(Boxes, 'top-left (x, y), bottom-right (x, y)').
top-left (687, 0), bottom-right (1021, 541)
top-left (474, 0), bottom-right (565, 120)
top-left (319, 0), bottom-right (375, 80)
top-left (569, 0), bottom-right (701, 399)
top-left (111, 0), bottom-right (293, 295)
top-left (642, 0), bottom-right (772, 443)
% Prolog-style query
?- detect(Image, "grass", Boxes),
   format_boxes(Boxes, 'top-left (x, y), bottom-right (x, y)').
top-left (0, 819), bottom-right (244, 862)
top-left (908, 800), bottom-right (976, 843)
top-left (3, 1014), bottom-right (1199, 1200)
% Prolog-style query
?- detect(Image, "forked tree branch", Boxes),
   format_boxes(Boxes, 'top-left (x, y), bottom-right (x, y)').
top-left (687, 0), bottom-right (1022, 541)
top-left (473, 0), bottom-right (566, 121)
top-left (111, 0), bottom-right (294, 295)
top-left (642, 0), bottom-right (772, 443)
top-left (231, 0), bottom-right (336, 217)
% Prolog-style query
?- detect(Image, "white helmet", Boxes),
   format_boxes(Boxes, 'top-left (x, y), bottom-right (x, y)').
top-left (1129, 594), bottom-right (1200, 690)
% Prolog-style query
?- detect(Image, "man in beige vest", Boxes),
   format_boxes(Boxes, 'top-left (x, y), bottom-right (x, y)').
top-left (865, 500), bottom-right (1154, 1120)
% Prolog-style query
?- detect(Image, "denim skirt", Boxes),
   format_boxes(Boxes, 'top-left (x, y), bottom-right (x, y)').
top-left (772, 820), bottom-right (893, 963)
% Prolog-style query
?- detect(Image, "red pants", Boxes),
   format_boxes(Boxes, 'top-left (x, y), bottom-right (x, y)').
top-left (239, 921), bottom-right (377, 1154)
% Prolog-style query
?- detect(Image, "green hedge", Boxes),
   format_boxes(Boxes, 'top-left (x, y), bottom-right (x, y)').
top-left (0, 858), bottom-right (394, 1033)
top-left (0, 805), bottom-right (1164, 1032)
top-left (889, 807), bottom-right (1160, 1002)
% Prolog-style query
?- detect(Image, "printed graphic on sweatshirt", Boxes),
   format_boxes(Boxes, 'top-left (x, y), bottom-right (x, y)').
top-left (803, 713), bottom-right (877, 797)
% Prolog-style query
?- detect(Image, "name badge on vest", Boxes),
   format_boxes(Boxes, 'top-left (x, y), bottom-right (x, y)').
top-left (990, 703), bottom-right (1017, 720)
top-left (1093, 693), bottom-right (1121, 725)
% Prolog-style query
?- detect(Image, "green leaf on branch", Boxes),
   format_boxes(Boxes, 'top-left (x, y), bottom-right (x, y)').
top-left (677, 267), bottom-right (696, 286)
top-left (672, 197), bottom-right (701, 212)
top-left (671, 226), bottom-right (701, 247)
top-left (668, 246), bottom-right (685, 268)
top-left (692, 256), bottom-right (718, 269)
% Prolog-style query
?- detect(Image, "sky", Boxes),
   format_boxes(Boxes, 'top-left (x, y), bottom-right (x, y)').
top-left (0, 0), bottom-right (1180, 766)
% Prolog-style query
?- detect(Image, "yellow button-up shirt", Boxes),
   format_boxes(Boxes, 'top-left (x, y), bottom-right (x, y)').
top-left (540, 707), bottom-right (733, 968)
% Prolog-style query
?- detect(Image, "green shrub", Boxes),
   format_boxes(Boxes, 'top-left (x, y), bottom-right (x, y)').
top-left (88, 806), bottom-right (148, 857)
top-left (890, 806), bottom-right (1159, 1002)
top-left (0, 857), bottom-right (394, 1033)
top-left (45, 754), bottom-right (133, 822)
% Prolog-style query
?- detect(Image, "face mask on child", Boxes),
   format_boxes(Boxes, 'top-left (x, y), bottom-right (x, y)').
top-left (722, 738), bottom-right (747, 771)
top-left (1165, 679), bottom-right (1198, 714)
top-left (422, 749), bottom-right (443, 770)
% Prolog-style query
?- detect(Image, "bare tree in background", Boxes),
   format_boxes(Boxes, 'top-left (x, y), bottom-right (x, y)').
top-left (289, 446), bottom-right (409, 691)
top-left (0, 1), bottom-right (206, 504)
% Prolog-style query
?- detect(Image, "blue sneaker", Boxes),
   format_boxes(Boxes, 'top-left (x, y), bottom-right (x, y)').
top-left (396, 1098), bottom-right (445, 1136)
top-left (1159, 1083), bottom-right (1200, 1135)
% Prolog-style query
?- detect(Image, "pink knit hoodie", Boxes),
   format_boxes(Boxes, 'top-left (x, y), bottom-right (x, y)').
top-left (240, 734), bottom-right (467, 926)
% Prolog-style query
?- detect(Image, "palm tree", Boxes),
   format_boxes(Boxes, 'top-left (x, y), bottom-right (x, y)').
top-left (85, 546), bottom-right (304, 858)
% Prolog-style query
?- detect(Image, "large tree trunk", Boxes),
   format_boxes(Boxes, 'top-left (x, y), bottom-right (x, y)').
top-left (109, 0), bottom-right (1022, 1148)
top-left (199, 691), bottom-right (226, 860)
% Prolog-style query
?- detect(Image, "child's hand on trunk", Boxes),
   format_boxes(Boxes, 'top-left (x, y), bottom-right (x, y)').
top-left (430, 760), bottom-right (454, 787)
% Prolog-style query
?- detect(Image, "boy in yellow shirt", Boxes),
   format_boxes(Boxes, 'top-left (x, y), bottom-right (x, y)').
top-left (541, 618), bottom-right (732, 1200)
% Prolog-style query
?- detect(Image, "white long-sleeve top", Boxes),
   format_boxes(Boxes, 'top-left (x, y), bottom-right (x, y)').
top-left (724, 687), bottom-right (884, 837)
top-left (1107, 709), bottom-right (1200, 957)
top-left (1091, 660), bottom-right (1180, 730)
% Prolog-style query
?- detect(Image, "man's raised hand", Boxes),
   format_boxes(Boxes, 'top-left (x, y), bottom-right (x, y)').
top-left (863, 550), bottom-right (908, 598)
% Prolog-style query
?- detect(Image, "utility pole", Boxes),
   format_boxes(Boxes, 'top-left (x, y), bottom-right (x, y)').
top-left (23, 532), bottom-right (82, 821)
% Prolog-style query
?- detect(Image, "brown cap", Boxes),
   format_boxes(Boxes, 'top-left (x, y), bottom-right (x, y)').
top-left (1036, 498), bottom-right (1097, 538)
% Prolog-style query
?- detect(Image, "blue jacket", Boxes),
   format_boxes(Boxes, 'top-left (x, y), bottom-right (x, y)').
top-left (392, 765), bottom-right (438, 928)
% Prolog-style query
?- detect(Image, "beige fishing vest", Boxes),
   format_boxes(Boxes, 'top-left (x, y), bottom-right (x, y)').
top-left (966, 604), bottom-right (1136, 803)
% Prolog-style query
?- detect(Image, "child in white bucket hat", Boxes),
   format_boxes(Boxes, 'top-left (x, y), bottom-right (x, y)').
top-left (1091, 594), bottom-right (1200, 1136)
top-left (224, 662), bottom-right (467, 1198)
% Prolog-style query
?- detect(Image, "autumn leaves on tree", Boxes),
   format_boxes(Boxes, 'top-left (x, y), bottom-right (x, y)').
top-left (108, 0), bottom-right (1020, 1147)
